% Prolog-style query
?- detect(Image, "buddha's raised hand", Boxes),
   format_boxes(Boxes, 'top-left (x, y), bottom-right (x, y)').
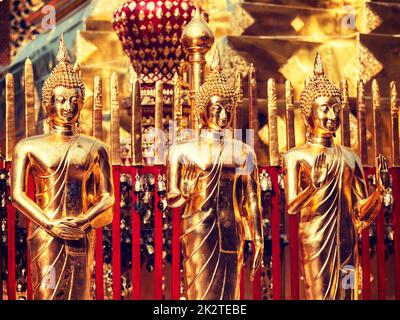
top-left (312, 152), bottom-right (329, 189)
top-left (180, 161), bottom-right (199, 199)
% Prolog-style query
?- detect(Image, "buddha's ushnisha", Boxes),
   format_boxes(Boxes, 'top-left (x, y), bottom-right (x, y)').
top-left (283, 52), bottom-right (390, 300)
top-left (11, 36), bottom-right (114, 300)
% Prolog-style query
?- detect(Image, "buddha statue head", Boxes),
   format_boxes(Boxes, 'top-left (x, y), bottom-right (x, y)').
top-left (42, 36), bottom-right (85, 128)
top-left (194, 46), bottom-right (236, 131)
top-left (300, 52), bottom-right (342, 138)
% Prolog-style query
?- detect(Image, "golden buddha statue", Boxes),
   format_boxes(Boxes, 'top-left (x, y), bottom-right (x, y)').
top-left (167, 49), bottom-right (263, 300)
top-left (10, 37), bottom-right (114, 300)
top-left (283, 52), bottom-right (390, 300)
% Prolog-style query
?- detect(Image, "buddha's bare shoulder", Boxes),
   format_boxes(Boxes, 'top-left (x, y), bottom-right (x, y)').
top-left (338, 145), bottom-right (361, 167)
top-left (284, 144), bottom-right (310, 162)
top-left (13, 133), bottom-right (49, 153)
top-left (168, 139), bottom-right (198, 156)
top-left (78, 134), bottom-right (108, 149)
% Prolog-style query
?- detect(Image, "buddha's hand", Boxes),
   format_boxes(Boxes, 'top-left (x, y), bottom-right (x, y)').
top-left (312, 152), bottom-right (329, 189)
top-left (46, 219), bottom-right (86, 240)
top-left (63, 216), bottom-right (90, 231)
top-left (376, 154), bottom-right (390, 191)
top-left (180, 161), bottom-right (199, 199)
top-left (250, 241), bottom-right (263, 281)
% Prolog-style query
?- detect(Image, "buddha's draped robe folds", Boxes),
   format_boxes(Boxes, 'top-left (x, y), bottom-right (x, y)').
top-left (13, 134), bottom-right (111, 300)
top-left (167, 133), bottom-right (262, 300)
top-left (292, 145), bottom-right (373, 300)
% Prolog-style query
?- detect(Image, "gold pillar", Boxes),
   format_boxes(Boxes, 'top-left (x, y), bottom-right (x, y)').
top-left (154, 80), bottom-right (164, 165)
top-left (131, 77), bottom-right (142, 166)
top-left (285, 80), bottom-right (295, 150)
top-left (181, 7), bottom-right (214, 131)
top-left (173, 73), bottom-right (183, 141)
top-left (391, 81), bottom-right (400, 166)
top-left (372, 79), bottom-right (383, 158)
top-left (357, 80), bottom-right (368, 164)
top-left (110, 72), bottom-right (121, 166)
top-left (24, 58), bottom-right (35, 138)
top-left (340, 78), bottom-right (350, 148)
top-left (93, 76), bottom-right (103, 140)
top-left (268, 78), bottom-right (279, 166)
top-left (6, 73), bottom-right (15, 162)
top-left (248, 63), bottom-right (257, 131)
top-left (234, 71), bottom-right (243, 131)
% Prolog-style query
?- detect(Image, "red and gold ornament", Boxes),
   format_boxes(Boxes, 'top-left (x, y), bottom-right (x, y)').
top-left (113, 0), bottom-right (196, 84)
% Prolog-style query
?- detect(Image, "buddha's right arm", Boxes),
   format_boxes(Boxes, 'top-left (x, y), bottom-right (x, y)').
top-left (10, 142), bottom-right (51, 230)
top-left (284, 154), bottom-right (316, 214)
top-left (166, 144), bottom-right (186, 208)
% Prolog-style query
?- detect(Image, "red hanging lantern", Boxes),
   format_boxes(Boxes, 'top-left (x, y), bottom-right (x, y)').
top-left (113, 0), bottom-right (196, 84)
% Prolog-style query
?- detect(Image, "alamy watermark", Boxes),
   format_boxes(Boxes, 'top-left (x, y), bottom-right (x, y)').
top-left (41, 5), bottom-right (56, 30)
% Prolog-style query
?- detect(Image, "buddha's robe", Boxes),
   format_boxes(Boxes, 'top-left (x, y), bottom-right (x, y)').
top-left (287, 145), bottom-right (374, 300)
top-left (167, 132), bottom-right (262, 300)
top-left (12, 134), bottom-right (113, 300)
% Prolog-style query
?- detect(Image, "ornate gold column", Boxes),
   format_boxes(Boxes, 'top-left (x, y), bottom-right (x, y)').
top-left (181, 7), bottom-right (214, 131)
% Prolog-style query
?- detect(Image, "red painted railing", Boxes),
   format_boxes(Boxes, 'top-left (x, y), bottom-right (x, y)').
top-left (3, 165), bottom-right (399, 300)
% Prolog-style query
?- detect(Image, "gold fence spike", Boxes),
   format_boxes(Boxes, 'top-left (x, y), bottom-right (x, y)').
top-left (24, 58), bottom-right (36, 137)
top-left (110, 72), bottom-right (121, 166)
top-left (268, 78), bottom-right (279, 166)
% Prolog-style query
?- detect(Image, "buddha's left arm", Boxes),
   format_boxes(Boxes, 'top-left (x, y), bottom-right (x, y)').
top-left (352, 156), bottom-right (383, 231)
top-left (241, 150), bottom-right (263, 279)
top-left (83, 142), bottom-right (115, 229)
top-left (166, 144), bottom-right (186, 208)
top-left (242, 155), bottom-right (263, 246)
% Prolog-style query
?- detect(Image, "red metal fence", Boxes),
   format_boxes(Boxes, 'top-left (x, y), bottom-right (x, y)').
top-left (2, 161), bottom-right (400, 300)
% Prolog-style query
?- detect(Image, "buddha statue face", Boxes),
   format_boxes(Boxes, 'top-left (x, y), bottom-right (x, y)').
top-left (206, 95), bottom-right (234, 131)
top-left (49, 86), bottom-right (83, 126)
top-left (310, 96), bottom-right (341, 135)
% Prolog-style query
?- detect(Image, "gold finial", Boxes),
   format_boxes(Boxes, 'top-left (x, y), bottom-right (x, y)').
top-left (56, 34), bottom-right (71, 64)
top-left (235, 71), bottom-right (243, 105)
top-left (391, 81), bottom-right (398, 114)
top-left (313, 50), bottom-right (324, 76)
top-left (181, 5), bottom-right (214, 50)
top-left (372, 79), bottom-right (381, 111)
top-left (357, 80), bottom-right (366, 112)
